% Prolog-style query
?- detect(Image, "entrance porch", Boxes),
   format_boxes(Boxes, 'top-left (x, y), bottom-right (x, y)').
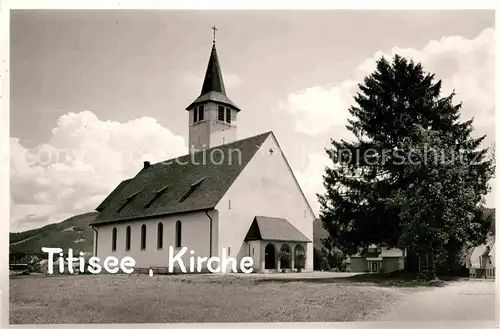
top-left (243, 216), bottom-right (311, 273)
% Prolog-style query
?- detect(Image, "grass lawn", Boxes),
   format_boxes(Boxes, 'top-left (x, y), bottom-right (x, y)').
top-left (10, 272), bottom-right (435, 323)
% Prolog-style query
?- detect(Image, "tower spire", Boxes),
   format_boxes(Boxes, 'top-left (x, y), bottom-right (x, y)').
top-left (186, 27), bottom-right (241, 152)
top-left (185, 27), bottom-right (241, 112)
top-left (200, 27), bottom-right (226, 96)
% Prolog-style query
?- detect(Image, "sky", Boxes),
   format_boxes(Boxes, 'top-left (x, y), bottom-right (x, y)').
top-left (9, 10), bottom-right (495, 232)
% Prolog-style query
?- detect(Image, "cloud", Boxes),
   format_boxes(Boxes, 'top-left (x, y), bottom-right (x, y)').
top-left (280, 82), bottom-right (357, 136)
top-left (288, 28), bottom-right (495, 213)
top-left (294, 152), bottom-right (331, 216)
top-left (10, 111), bottom-right (186, 232)
top-left (285, 28), bottom-right (494, 139)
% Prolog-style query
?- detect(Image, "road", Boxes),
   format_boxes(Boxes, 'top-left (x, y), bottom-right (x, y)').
top-left (377, 279), bottom-right (497, 322)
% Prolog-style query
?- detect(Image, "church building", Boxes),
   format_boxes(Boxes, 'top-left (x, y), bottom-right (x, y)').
top-left (90, 32), bottom-right (315, 273)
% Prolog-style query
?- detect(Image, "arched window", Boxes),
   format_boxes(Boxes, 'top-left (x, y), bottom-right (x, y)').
top-left (175, 221), bottom-right (182, 248)
top-left (111, 227), bottom-right (117, 252)
top-left (141, 224), bottom-right (147, 250)
top-left (125, 226), bottom-right (131, 251)
top-left (157, 222), bottom-right (163, 249)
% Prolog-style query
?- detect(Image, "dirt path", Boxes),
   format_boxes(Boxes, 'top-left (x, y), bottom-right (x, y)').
top-left (375, 279), bottom-right (496, 321)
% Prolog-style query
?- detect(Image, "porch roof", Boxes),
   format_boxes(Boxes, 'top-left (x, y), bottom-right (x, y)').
top-left (244, 216), bottom-right (311, 243)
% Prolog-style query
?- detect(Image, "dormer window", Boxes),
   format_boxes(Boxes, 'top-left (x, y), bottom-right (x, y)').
top-left (180, 177), bottom-right (205, 202)
top-left (193, 106), bottom-right (204, 124)
top-left (145, 185), bottom-right (169, 208)
top-left (117, 191), bottom-right (139, 213)
top-left (225, 108), bottom-right (231, 124)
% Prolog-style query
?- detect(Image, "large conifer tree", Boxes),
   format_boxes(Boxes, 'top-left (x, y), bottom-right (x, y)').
top-left (318, 55), bottom-right (493, 277)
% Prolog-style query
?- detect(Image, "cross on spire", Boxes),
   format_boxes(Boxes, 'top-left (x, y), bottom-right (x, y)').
top-left (212, 25), bottom-right (218, 44)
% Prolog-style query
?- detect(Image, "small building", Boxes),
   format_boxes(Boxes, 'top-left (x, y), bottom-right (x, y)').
top-left (466, 239), bottom-right (495, 279)
top-left (348, 245), bottom-right (405, 273)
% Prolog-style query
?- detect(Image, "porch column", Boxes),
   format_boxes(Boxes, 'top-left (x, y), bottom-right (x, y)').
top-left (275, 242), bottom-right (281, 272)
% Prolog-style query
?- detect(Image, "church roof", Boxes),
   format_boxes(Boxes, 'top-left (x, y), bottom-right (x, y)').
top-left (185, 44), bottom-right (241, 112)
top-left (90, 132), bottom-right (272, 226)
top-left (187, 91), bottom-right (240, 110)
top-left (95, 178), bottom-right (132, 212)
top-left (245, 216), bottom-right (311, 243)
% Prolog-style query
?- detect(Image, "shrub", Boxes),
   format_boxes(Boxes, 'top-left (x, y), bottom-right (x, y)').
top-left (278, 250), bottom-right (291, 262)
top-left (278, 250), bottom-right (291, 269)
top-left (295, 250), bottom-right (306, 270)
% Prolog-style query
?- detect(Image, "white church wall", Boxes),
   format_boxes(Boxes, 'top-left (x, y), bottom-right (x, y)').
top-left (248, 240), bottom-right (261, 271)
top-left (94, 209), bottom-right (218, 271)
top-left (189, 109), bottom-right (211, 151)
top-left (210, 122), bottom-right (237, 148)
top-left (92, 228), bottom-right (97, 257)
top-left (216, 133), bottom-right (315, 272)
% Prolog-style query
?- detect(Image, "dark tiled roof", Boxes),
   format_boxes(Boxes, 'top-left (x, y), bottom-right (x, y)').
top-left (95, 179), bottom-right (132, 212)
top-left (201, 44), bottom-right (226, 96)
top-left (186, 91), bottom-right (241, 112)
top-left (185, 44), bottom-right (241, 112)
top-left (245, 216), bottom-right (311, 243)
top-left (91, 132), bottom-right (272, 226)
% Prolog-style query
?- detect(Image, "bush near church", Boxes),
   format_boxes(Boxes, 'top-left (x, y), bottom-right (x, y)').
top-left (295, 250), bottom-right (306, 272)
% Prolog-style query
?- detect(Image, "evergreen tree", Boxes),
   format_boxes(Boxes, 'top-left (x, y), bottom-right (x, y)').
top-left (318, 55), bottom-right (494, 277)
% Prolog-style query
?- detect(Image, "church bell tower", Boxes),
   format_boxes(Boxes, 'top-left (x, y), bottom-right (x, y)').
top-left (186, 27), bottom-right (241, 153)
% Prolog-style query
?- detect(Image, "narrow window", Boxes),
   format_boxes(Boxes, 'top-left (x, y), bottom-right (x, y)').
top-left (228, 247), bottom-right (231, 256)
top-left (252, 248), bottom-right (255, 256)
top-left (198, 106), bottom-right (204, 121)
top-left (141, 224), bottom-right (147, 250)
top-left (225, 108), bottom-right (231, 124)
top-left (157, 222), bottom-right (163, 249)
top-left (175, 221), bottom-right (182, 248)
top-left (112, 227), bottom-right (117, 252)
top-left (125, 226), bottom-right (131, 251)
top-left (193, 108), bottom-right (198, 123)
top-left (218, 106), bottom-right (225, 121)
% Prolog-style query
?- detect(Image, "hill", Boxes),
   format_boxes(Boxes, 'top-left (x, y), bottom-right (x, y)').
top-left (10, 212), bottom-right (98, 258)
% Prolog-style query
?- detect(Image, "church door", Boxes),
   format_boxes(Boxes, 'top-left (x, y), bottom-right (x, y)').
top-left (264, 243), bottom-right (276, 269)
